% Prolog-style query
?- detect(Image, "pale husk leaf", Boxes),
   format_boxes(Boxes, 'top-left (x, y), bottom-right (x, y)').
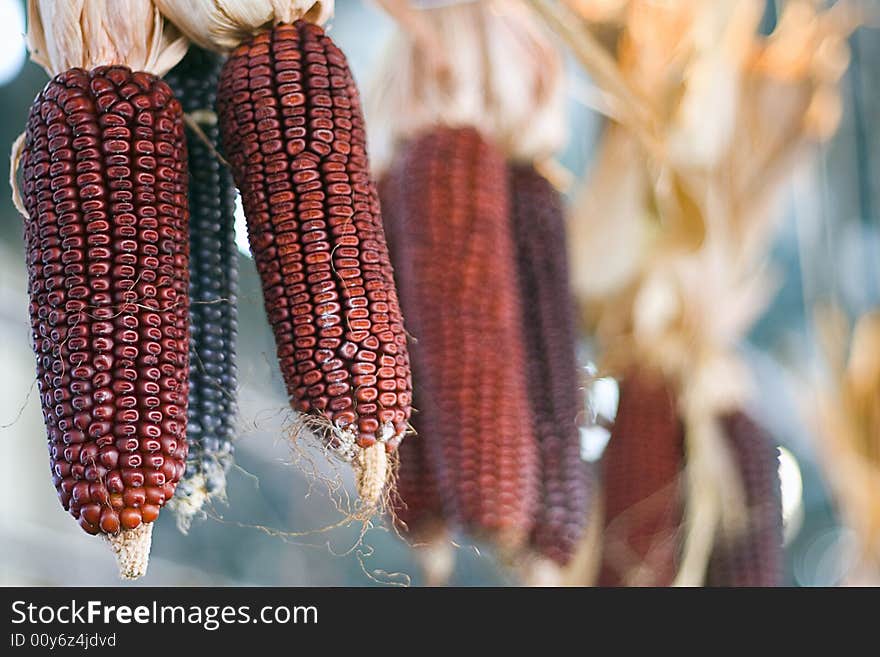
top-left (154, 0), bottom-right (333, 53)
top-left (368, 0), bottom-right (566, 169)
top-left (27, 0), bottom-right (188, 76)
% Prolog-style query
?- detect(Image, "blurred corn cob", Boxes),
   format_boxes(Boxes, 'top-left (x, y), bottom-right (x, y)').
top-left (381, 127), bottom-right (539, 551)
top-left (164, 46), bottom-right (239, 532)
top-left (598, 369), bottom-right (684, 586)
top-left (390, 425), bottom-right (454, 585)
top-left (383, 193), bottom-right (449, 580)
top-left (390, 406), bottom-right (444, 541)
top-left (508, 164), bottom-right (591, 567)
top-left (213, 20), bottom-right (412, 503)
top-left (706, 412), bottom-right (783, 587)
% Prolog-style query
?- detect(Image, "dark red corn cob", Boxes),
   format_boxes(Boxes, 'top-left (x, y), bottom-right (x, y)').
top-left (509, 164), bottom-right (592, 567)
top-left (217, 20), bottom-right (412, 458)
top-left (165, 47), bottom-right (239, 528)
top-left (20, 65), bottom-right (190, 536)
top-left (706, 411), bottom-right (784, 587)
top-left (391, 426), bottom-right (445, 539)
top-left (598, 369), bottom-right (685, 586)
top-left (381, 127), bottom-right (539, 550)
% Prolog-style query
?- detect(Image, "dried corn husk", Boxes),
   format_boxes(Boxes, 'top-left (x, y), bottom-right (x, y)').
top-left (27, 0), bottom-right (188, 76)
top-left (551, 0), bottom-right (857, 585)
top-left (154, 0), bottom-right (332, 53)
top-left (368, 0), bottom-right (566, 168)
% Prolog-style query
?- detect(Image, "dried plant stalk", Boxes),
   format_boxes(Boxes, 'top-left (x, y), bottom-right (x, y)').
top-left (155, 0), bottom-right (332, 53)
top-left (368, 0), bottom-right (566, 169)
top-left (560, 0), bottom-right (855, 587)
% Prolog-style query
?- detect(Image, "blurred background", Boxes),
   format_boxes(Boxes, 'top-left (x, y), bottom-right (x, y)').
top-left (0, 0), bottom-right (877, 586)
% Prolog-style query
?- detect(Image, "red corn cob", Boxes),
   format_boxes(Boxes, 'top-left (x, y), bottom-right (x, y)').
top-left (509, 164), bottom-right (592, 567)
top-left (706, 411), bottom-right (784, 587)
top-left (20, 66), bottom-right (190, 539)
top-left (380, 162), bottom-right (442, 540)
top-left (598, 369), bottom-right (685, 586)
top-left (391, 426), bottom-right (445, 539)
top-left (216, 20), bottom-right (412, 465)
top-left (381, 127), bottom-right (539, 550)
top-left (391, 426), bottom-right (455, 586)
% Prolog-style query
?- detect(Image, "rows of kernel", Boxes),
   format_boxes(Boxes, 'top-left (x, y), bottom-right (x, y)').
top-left (380, 172), bottom-right (443, 533)
top-left (21, 67), bottom-right (189, 535)
top-left (23, 70), bottom-right (115, 534)
top-left (217, 22), bottom-right (411, 453)
top-left (22, 77), bottom-right (59, 522)
top-left (456, 130), bottom-right (537, 543)
top-left (509, 165), bottom-right (591, 565)
top-left (317, 26), bottom-right (410, 446)
top-left (706, 413), bottom-right (783, 586)
top-left (221, 29), bottom-right (316, 426)
top-left (598, 371), bottom-right (684, 586)
top-left (381, 128), bottom-right (538, 547)
top-left (216, 33), bottom-right (300, 432)
top-left (381, 129), bottom-right (459, 526)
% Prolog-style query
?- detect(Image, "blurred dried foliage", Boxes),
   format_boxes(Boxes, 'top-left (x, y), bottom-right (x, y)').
top-left (813, 308), bottom-right (880, 583)
top-left (530, 0), bottom-right (859, 584)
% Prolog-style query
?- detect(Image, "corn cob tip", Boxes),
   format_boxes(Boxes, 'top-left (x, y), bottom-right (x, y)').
top-left (105, 523), bottom-right (153, 581)
top-left (414, 538), bottom-right (455, 587)
top-left (166, 472), bottom-right (209, 535)
top-left (520, 557), bottom-right (564, 587)
top-left (355, 442), bottom-right (389, 507)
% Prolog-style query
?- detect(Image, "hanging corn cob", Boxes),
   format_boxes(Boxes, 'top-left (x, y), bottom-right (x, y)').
top-left (598, 369), bottom-right (685, 586)
top-left (706, 412), bottom-right (783, 587)
top-left (12, 0), bottom-right (189, 578)
top-left (370, 0), bottom-right (567, 565)
top-left (154, 0), bottom-right (411, 505)
top-left (508, 164), bottom-right (591, 569)
top-left (163, 47), bottom-right (239, 533)
top-left (382, 178), bottom-right (452, 583)
top-left (378, 150), bottom-right (441, 545)
top-left (390, 415), bottom-right (444, 541)
top-left (381, 127), bottom-right (539, 552)
top-left (389, 425), bottom-right (454, 586)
